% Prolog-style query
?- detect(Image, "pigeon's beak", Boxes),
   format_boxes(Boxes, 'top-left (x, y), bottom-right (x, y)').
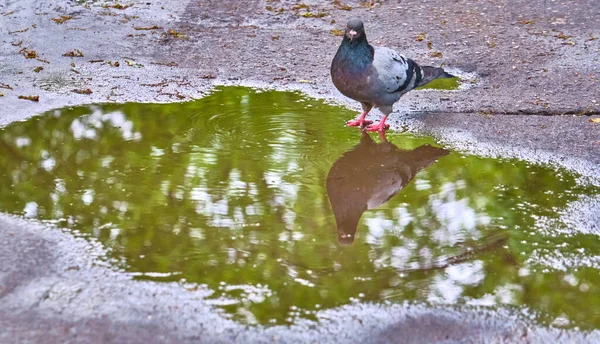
top-left (347, 29), bottom-right (357, 41)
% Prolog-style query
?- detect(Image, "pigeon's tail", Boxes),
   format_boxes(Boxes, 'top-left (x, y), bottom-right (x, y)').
top-left (417, 66), bottom-right (455, 87)
top-left (405, 144), bottom-right (450, 172)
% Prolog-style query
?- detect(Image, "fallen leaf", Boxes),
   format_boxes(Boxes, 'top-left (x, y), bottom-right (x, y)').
top-left (125, 60), bottom-right (144, 67)
top-left (415, 33), bottom-right (426, 42)
top-left (104, 60), bottom-right (120, 67)
top-left (34, 66), bottom-right (44, 73)
top-left (8, 27), bottom-right (29, 34)
top-left (140, 82), bottom-right (169, 87)
top-left (519, 19), bottom-right (536, 25)
top-left (430, 51), bottom-right (443, 58)
top-left (0, 83), bottom-right (14, 90)
top-left (104, 3), bottom-right (133, 10)
top-left (18, 95), bottom-right (39, 101)
top-left (554, 32), bottom-right (572, 40)
top-left (89, 59), bottom-right (104, 63)
top-left (265, 6), bottom-right (284, 13)
top-left (72, 88), bottom-right (92, 95)
top-left (51, 15), bottom-right (73, 24)
top-left (134, 25), bottom-right (163, 31)
top-left (590, 118), bottom-right (600, 123)
top-left (299, 11), bottom-right (326, 18)
top-left (291, 4), bottom-right (310, 11)
top-left (331, 29), bottom-right (344, 36)
top-left (332, 0), bottom-right (352, 11)
top-left (63, 49), bottom-right (84, 57)
top-left (360, 1), bottom-right (376, 8)
top-left (19, 47), bottom-right (38, 59)
top-left (167, 29), bottom-right (185, 38)
top-left (150, 61), bottom-right (178, 67)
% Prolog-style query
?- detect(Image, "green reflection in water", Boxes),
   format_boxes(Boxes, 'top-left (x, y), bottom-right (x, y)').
top-left (415, 76), bottom-right (460, 90)
top-left (0, 86), bottom-right (599, 328)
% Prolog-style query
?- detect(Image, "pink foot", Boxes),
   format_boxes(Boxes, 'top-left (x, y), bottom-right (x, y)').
top-left (347, 118), bottom-right (373, 127)
top-left (365, 122), bottom-right (390, 132)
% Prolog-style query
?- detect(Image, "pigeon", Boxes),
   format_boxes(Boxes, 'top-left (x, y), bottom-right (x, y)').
top-left (331, 18), bottom-right (454, 132)
top-left (326, 132), bottom-right (449, 245)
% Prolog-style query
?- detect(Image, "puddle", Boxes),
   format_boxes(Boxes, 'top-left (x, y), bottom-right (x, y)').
top-left (1, 87), bottom-right (599, 328)
top-left (415, 76), bottom-right (461, 90)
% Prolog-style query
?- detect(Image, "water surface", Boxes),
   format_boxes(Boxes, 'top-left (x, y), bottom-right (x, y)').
top-left (0, 87), bottom-right (599, 328)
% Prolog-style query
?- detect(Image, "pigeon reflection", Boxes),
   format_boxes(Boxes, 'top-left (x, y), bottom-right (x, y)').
top-left (326, 133), bottom-right (450, 245)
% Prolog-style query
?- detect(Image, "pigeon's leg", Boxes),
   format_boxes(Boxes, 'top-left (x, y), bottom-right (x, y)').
top-left (347, 103), bottom-right (373, 127)
top-left (365, 115), bottom-right (390, 132)
top-left (366, 106), bottom-right (392, 133)
top-left (378, 130), bottom-right (388, 142)
top-left (347, 112), bottom-right (371, 127)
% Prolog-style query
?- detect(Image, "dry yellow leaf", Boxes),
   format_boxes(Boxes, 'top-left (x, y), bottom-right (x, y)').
top-left (51, 15), bottom-right (73, 24)
top-left (331, 29), bottom-right (344, 36)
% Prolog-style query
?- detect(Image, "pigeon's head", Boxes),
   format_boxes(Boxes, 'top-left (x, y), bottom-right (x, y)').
top-left (332, 204), bottom-right (363, 246)
top-left (345, 18), bottom-right (366, 42)
top-left (338, 231), bottom-right (355, 246)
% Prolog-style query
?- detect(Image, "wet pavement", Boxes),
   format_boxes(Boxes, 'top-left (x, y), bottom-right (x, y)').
top-left (1, 0), bottom-right (600, 342)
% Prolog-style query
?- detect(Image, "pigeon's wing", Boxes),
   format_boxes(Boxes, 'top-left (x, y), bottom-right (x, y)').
top-left (372, 46), bottom-right (423, 94)
top-left (365, 164), bottom-right (412, 209)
